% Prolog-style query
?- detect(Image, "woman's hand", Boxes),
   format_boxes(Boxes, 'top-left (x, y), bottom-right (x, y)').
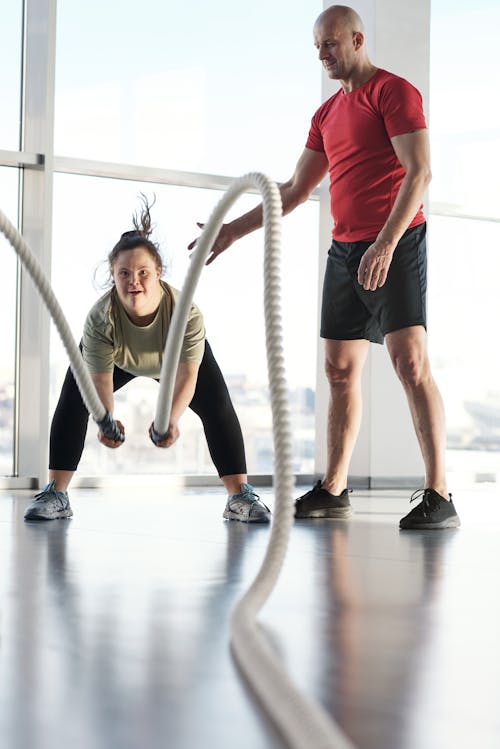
top-left (149, 421), bottom-right (180, 448)
top-left (98, 420), bottom-right (125, 448)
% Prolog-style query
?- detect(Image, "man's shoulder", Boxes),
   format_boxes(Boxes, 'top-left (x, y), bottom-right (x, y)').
top-left (371, 68), bottom-right (422, 96)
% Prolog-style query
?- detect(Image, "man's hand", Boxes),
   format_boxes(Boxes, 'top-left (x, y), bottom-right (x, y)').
top-left (357, 240), bottom-right (396, 291)
top-left (187, 222), bottom-right (236, 266)
top-left (98, 420), bottom-right (125, 448)
top-left (149, 422), bottom-right (180, 448)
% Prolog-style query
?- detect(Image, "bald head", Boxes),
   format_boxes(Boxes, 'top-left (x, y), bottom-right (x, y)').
top-left (313, 4), bottom-right (373, 87)
top-left (314, 5), bottom-right (364, 35)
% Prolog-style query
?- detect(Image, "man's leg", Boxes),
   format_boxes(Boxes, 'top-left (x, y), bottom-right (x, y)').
top-left (323, 338), bottom-right (370, 494)
top-left (295, 338), bottom-right (369, 519)
top-left (385, 325), bottom-right (447, 497)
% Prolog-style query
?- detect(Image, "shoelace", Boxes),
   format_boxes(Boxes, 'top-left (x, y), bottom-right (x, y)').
top-left (233, 487), bottom-right (270, 513)
top-left (296, 480), bottom-right (322, 503)
top-left (298, 480), bottom-right (350, 503)
top-left (34, 482), bottom-right (66, 507)
top-left (409, 488), bottom-right (440, 518)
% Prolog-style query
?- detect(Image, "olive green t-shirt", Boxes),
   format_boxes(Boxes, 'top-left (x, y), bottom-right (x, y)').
top-left (82, 281), bottom-right (205, 377)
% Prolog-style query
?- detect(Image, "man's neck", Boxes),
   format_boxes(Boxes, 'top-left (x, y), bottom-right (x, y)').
top-left (340, 62), bottom-right (378, 93)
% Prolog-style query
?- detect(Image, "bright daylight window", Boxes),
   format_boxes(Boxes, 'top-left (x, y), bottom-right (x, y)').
top-left (51, 1), bottom-right (322, 479)
top-left (0, 1), bottom-right (22, 150)
top-left (51, 174), bottom-right (318, 477)
top-left (428, 0), bottom-right (500, 482)
top-left (55, 0), bottom-right (321, 181)
top-left (0, 169), bottom-right (19, 476)
top-left (0, 0), bottom-right (23, 476)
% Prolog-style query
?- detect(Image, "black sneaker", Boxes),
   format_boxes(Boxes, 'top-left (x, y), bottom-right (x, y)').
top-left (294, 480), bottom-right (353, 519)
top-left (399, 488), bottom-right (460, 530)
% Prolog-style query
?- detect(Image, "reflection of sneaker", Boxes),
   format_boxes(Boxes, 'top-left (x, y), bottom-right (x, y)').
top-left (399, 488), bottom-right (460, 530)
top-left (223, 484), bottom-right (271, 523)
top-left (24, 480), bottom-right (73, 521)
top-left (294, 480), bottom-right (353, 519)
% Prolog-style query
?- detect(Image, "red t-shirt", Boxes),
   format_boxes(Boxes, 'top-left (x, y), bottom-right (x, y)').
top-left (306, 68), bottom-right (427, 242)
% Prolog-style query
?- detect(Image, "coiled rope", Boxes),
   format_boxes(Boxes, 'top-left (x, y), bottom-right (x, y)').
top-left (1, 175), bottom-right (356, 748)
top-left (0, 209), bottom-right (123, 442)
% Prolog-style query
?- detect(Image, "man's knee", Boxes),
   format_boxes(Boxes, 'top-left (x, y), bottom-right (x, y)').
top-left (391, 349), bottom-right (430, 389)
top-left (324, 358), bottom-right (361, 389)
top-left (324, 340), bottom-right (368, 390)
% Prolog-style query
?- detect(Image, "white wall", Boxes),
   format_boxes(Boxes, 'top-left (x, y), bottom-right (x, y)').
top-left (315, 0), bottom-right (430, 486)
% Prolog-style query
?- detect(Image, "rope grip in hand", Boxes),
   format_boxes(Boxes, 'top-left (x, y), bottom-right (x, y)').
top-left (96, 412), bottom-right (124, 443)
top-left (149, 424), bottom-right (168, 446)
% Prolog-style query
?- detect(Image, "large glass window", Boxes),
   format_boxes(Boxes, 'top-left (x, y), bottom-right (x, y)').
top-left (0, 1), bottom-right (23, 150)
top-left (428, 216), bottom-right (500, 482)
top-left (429, 0), bottom-right (500, 482)
top-left (430, 0), bottom-right (500, 220)
top-left (55, 0), bottom-right (321, 179)
top-left (0, 168), bottom-right (19, 475)
top-left (51, 173), bottom-right (318, 477)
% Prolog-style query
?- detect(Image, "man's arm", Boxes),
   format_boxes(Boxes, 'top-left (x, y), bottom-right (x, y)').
top-left (188, 148), bottom-right (329, 265)
top-left (357, 128), bottom-right (432, 291)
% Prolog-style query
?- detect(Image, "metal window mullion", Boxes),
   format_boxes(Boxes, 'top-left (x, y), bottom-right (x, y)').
top-left (52, 156), bottom-right (321, 199)
top-left (16, 0), bottom-right (57, 484)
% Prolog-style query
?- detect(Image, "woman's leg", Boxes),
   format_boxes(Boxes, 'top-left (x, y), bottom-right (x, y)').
top-left (188, 341), bottom-right (269, 522)
top-left (188, 341), bottom-right (247, 492)
top-left (49, 363), bottom-right (135, 491)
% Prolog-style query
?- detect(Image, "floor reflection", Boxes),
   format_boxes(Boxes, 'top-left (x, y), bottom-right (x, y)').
top-left (2, 488), bottom-right (500, 749)
top-left (0, 491), bottom-right (282, 749)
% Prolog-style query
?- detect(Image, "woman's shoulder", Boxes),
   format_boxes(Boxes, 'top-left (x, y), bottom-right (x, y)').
top-left (158, 280), bottom-right (203, 319)
top-left (85, 288), bottom-right (115, 330)
top-left (160, 279), bottom-right (176, 298)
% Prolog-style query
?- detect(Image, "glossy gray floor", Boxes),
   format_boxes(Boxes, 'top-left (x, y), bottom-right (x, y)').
top-left (1, 484), bottom-right (500, 749)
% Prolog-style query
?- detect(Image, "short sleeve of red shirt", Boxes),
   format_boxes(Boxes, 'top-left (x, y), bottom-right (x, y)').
top-left (378, 76), bottom-right (426, 136)
top-left (304, 70), bottom-right (428, 241)
top-left (305, 75), bottom-right (426, 153)
top-left (306, 112), bottom-right (326, 152)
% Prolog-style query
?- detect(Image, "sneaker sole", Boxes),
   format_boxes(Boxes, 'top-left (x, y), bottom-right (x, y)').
top-left (400, 517), bottom-right (461, 530)
top-left (295, 507), bottom-right (353, 519)
top-left (223, 510), bottom-right (270, 524)
top-left (24, 510), bottom-right (73, 521)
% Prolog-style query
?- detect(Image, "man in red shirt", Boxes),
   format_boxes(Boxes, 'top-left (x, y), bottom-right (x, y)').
top-left (189, 4), bottom-right (460, 530)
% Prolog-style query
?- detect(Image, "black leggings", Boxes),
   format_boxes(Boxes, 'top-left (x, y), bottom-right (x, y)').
top-left (49, 341), bottom-right (247, 477)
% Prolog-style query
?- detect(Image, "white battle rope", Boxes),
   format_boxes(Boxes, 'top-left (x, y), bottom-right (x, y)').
top-left (1, 177), bottom-right (356, 747)
top-left (0, 210), bottom-right (123, 442)
top-left (152, 173), bottom-right (356, 749)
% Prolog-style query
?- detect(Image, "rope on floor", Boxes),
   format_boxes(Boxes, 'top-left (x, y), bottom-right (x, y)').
top-left (151, 173), bottom-right (357, 749)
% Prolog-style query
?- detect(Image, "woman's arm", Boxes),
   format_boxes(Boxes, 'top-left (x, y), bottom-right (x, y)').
top-left (152, 361), bottom-right (200, 448)
top-left (91, 372), bottom-right (125, 448)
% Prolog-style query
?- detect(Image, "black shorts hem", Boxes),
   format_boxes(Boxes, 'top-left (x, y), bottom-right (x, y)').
top-left (382, 320), bottom-right (427, 337)
top-left (319, 332), bottom-right (383, 344)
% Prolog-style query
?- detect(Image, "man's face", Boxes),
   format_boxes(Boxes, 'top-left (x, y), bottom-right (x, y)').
top-left (313, 20), bottom-right (358, 80)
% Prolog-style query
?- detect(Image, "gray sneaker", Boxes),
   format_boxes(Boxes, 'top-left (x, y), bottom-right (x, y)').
top-left (24, 480), bottom-right (73, 521)
top-left (223, 483), bottom-right (271, 524)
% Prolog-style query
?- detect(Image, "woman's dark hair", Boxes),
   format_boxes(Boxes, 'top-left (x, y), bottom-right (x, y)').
top-left (107, 194), bottom-right (164, 275)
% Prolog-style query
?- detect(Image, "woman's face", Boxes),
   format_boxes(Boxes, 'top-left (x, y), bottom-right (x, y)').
top-left (111, 247), bottom-right (162, 322)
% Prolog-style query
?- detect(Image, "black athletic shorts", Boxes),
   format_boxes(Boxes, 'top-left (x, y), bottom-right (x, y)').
top-left (320, 222), bottom-right (427, 344)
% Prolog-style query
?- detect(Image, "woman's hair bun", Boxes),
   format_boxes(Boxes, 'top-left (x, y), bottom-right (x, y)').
top-left (132, 193), bottom-right (156, 238)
